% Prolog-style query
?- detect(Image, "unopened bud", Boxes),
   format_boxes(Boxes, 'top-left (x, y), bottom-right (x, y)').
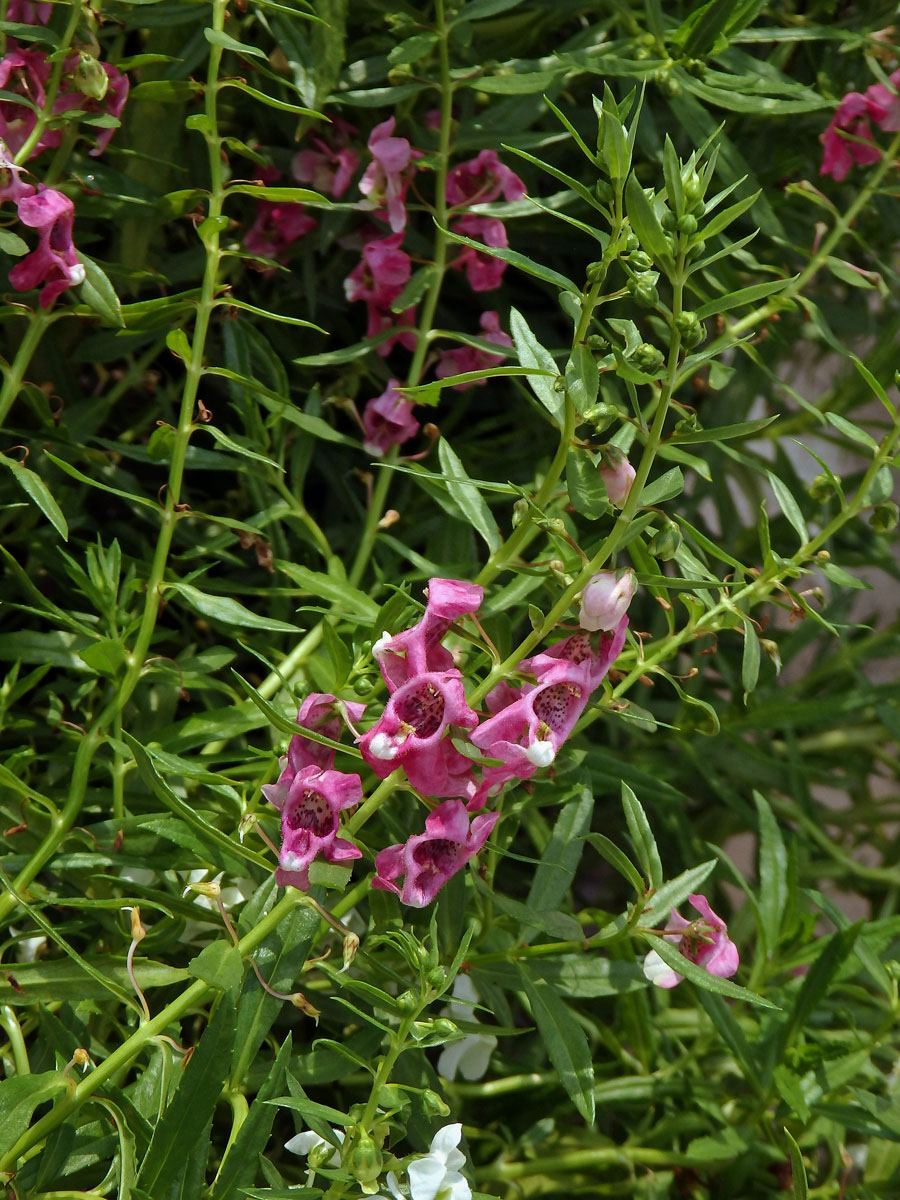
top-left (676, 213), bottom-right (698, 236)
top-left (187, 880), bottom-right (221, 900)
top-left (291, 992), bottom-right (321, 1019)
top-left (432, 1017), bottom-right (458, 1039)
top-left (579, 569), bottom-right (637, 631)
top-left (629, 277), bottom-right (659, 308)
top-left (73, 1048), bottom-right (90, 1070)
top-left (870, 501), bottom-right (899, 533)
top-left (422, 1089), bottom-right (451, 1117)
top-left (647, 520), bottom-right (683, 561)
top-left (349, 1130), bottom-right (383, 1187)
top-left (661, 209), bottom-right (677, 231)
top-left (342, 932), bottom-right (360, 970)
top-left (631, 342), bottom-right (665, 372)
top-left (586, 333), bottom-right (609, 351)
top-left (583, 401), bottom-right (618, 433)
top-left (683, 171), bottom-right (703, 203)
top-left (427, 965), bottom-right (447, 990)
top-left (675, 311), bottom-right (705, 348)
top-left (72, 53), bottom-right (109, 101)
top-left (511, 497), bottom-right (529, 527)
top-left (586, 260), bottom-right (605, 283)
top-left (626, 250), bottom-right (654, 272)
top-left (396, 989), bottom-right (419, 1015)
top-left (597, 447), bottom-right (635, 507)
top-left (130, 907), bottom-right (146, 943)
top-left (552, 376), bottom-right (566, 393)
top-left (387, 64), bottom-right (413, 85)
top-left (809, 472), bottom-right (839, 502)
top-left (309, 1139), bottom-right (340, 1170)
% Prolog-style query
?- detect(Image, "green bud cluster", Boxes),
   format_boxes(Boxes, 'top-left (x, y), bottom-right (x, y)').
top-left (675, 311), bottom-right (705, 348)
top-left (631, 342), bottom-right (665, 372)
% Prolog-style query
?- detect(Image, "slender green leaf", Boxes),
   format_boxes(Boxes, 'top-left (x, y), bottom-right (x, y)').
top-left (521, 970), bottom-right (595, 1122)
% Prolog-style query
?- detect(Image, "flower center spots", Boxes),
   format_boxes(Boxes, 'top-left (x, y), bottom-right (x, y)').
top-left (563, 633), bottom-right (591, 665)
top-left (412, 837), bottom-right (463, 873)
top-left (286, 788), bottom-right (333, 837)
top-left (532, 682), bottom-right (582, 732)
top-left (396, 681), bottom-right (445, 738)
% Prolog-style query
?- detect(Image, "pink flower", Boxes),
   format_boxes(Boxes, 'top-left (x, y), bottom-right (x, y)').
top-left (292, 117), bottom-right (359, 198)
top-left (820, 91), bottom-right (882, 181)
top-left (0, 45), bottom-right (51, 156)
top-left (373, 577), bottom-right (484, 693)
top-left (344, 231), bottom-right (417, 354)
top-left (579, 569), bottom-right (636, 632)
top-left (245, 196), bottom-right (317, 262)
top-left (450, 214), bottom-right (508, 292)
top-left (520, 617), bottom-right (629, 692)
top-left (372, 799), bottom-right (498, 907)
top-left (362, 379), bottom-right (419, 456)
top-left (359, 116), bottom-right (417, 233)
top-left (6, 1), bottom-right (51, 21)
top-left (434, 310), bottom-right (512, 386)
top-left (446, 149), bottom-right (525, 207)
top-left (9, 186), bottom-right (84, 307)
top-left (642, 894), bottom-right (739, 989)
top-left (359, 669), bottom-right (479, 799)
top-left (598, 448), bottom-right (635, 507)
top-left (275, 693), bottom-right (367, 784)
top-left (865, 71), bottom-right (900, 131)
top-left (265, 765), bottom-right (362, 891)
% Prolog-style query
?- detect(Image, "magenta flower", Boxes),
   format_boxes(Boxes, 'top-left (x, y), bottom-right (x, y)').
top-left (435, 310), bottom-right (512, 386)
top-left (446, 149), bottom-right (525, 207)
top-left (359, 116), bottom-right (417, 233)
top-left (362, 379), bottom-right (419, 456)
top-left (578, 569), bottom-right (637, 632)
top-left (9, 187), bottom-right (84, 307)
top-left (53, 58), bottom-right (130, 157)
top-left (359, 669), bottom-right (479, 799)
top-left (265, 764), bottom-right (362, 891)
top-left (343, 231), bottom-right (417, 354)
top-left (274, 692), bottom-right (367, 784)
top-left (642, 894), bottom-right (739, 989)
top-left (244, 196), bottom-right (317, 262)
top-left (372, 799), bottom-right (498, 907)
top-left (451, 214), bottom-right (508, 292)
top-left (865, 71), bottom-right (900, 131)
top-left (373, 577), bottom-right (484, 693)
top-left (292, 117), bottom-right (359, 198)
top-left (6, 0), bottom-right (51, 21)
top-left (0, 45), bottom-right (51, 157)
top-left (598, 448), bottom-right (636, 507)
top-left (820, 91), bottom-right (882, 181)
top-left (520, 616), bottom-right (629, 692)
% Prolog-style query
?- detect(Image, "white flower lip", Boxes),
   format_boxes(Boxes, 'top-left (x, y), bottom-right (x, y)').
top-left (525, 738), bottom-right (556, 768)
top-left (369, 731), bottom-right (401, 760)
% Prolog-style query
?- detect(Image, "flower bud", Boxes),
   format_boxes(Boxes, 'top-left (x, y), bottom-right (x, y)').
top-left (586, 260), bottom-right (605, 283)
top-left (349, 1131), bottom-right (383, 1188)
top-left (631, 342), bottom-right (665, 372)
top-left (586, 333), bottom-right (609, 351)
top-left (675, 311), bottom-right (705, 348)
top-left (72, 53), bottom-right (109, 101)
top-left (396, 989), bottom-right (419, 1015)
top-left (427, 965), bottom-right (447, 990)
top-left (809, 472), bottom-right (839, 502)
top-left (629, 277), bottom-right (659, 308)
top-left (676, 213), bottom-right (698, 236)
top-left (432, 1017), bottom-right (458, 1039)
top-left (422, 1089), bottom-right (451, 1117)
top-left (624, 233), bottom-right (640, 252)
top-left (597, 448), bottom-right (635, 507)
top-left (309, 1139), bottom-right (341, 1170)
top-left (579, 569), bottom-right (637, 631)
top-left (870, 501), bottom-right (899, 533)
top-left (511, 497), bottom-right (529, 528)
top-left (647, 520), bottom-right (683, 561)
top-left (626, 250), bottom-right (654, 272)
top-left (583, 402), bottom-right (618, 432)
top-left (661, 209), bottom-right (677, 231)
top-left (683, 171), bottom-right (703, 203)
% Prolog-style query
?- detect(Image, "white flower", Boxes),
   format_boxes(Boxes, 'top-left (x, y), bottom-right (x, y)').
top-left (285, 1127), bottom-right (344, 1167)
top-left (406, 1124), bottom-right (471, 1200)
top-left (437, 975), bottom-right (497, 1083)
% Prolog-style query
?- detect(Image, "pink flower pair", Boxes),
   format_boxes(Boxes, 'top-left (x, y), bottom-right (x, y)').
top-left (820, 70), bottom-right (900, 180)
top-left (292, 117), bottom-right (359, 199)
top-left (343, 230), bottom-right (416, 355)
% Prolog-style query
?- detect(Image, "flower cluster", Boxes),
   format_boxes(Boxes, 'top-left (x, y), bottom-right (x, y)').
top-left (265, 571), bottom-right (635, 909)
top-left (820, 70), bottom-right (900, 180)
top-left (0, 10), bottom-right (129, 306)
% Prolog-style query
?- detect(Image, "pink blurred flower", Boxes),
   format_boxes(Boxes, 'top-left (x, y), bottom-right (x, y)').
top-left (373, 577), bottom-right (484, 693)
top-left (359, 669), bottom-right (479, 799)
top-left (266, 764), bottom-right (362, 891)
top-left (344, 231), bottom-right (416, 354)
top-left (642, 894), bottom-right (739, 989)
top-left (9, 186), bottom-right (84, 307)
top-left (578, 569), bottom-right (636, 632)
top-left (359, 116), bottom-right (418, 233)
top-left (6, 1), bottom-right (51, 21)
top-left (446, 148), bottom-right (525, 207)
top-left (372, 799), bottom-right (498, 907)
top-left (450, 214), bottom-right (508, 291)
top-left (435, 310), bottom-right (512, 387)
top-left (245, 197), bottom-right (317, 262)
top-left (865, 71), bottom-right (900, 130)
top-left (362, 379), bottom-right (419, 456)
top-left (820, 91), bottom-right (882, 181)
top-left (292, 117), bottom-right (359, 198)
top-left (0, 45), bottom-right (51, 156)
top-left (598, 447), bottom-right (635, 507)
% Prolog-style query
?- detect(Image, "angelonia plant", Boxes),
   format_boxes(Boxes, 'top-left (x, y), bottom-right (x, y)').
top-left (2, 2), bottom-right (900, 1199)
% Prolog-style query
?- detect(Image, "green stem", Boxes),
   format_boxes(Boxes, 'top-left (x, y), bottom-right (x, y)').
top-left (0, 1004), bottom-right (29, 1075)
top-left (477, 1145), bottom-right (711, 1182)
top-left (0, 310), bottom-right (53, 429)
top-left (0, 890), bottom-right (302, 1173)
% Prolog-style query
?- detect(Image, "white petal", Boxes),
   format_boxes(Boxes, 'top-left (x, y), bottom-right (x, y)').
top-left (428, 1123), bottom-right (463, 1164)
top-left (407, 1157), bottom-right (446, 1200)
top-left (369, 732), bottom-right (401, 761)
top-left (525, 739), bottom-right (556, 768)
top-left (642, 949), bottom-right (682, 989)
top-left (436, 1038), bottom-right (468, 1082)
top-left (69, 262), bottom-right (86, 286)
top-left (455, 1033), bottom-right (497, 1082)
top-left (284, 1131), bottom-right (325, 1156)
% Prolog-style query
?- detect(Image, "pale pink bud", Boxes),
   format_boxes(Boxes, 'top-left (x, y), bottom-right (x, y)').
top-left (578, 569), bottom-right (636, 632)
top-left (598, 450), bottom-right (635, 507)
